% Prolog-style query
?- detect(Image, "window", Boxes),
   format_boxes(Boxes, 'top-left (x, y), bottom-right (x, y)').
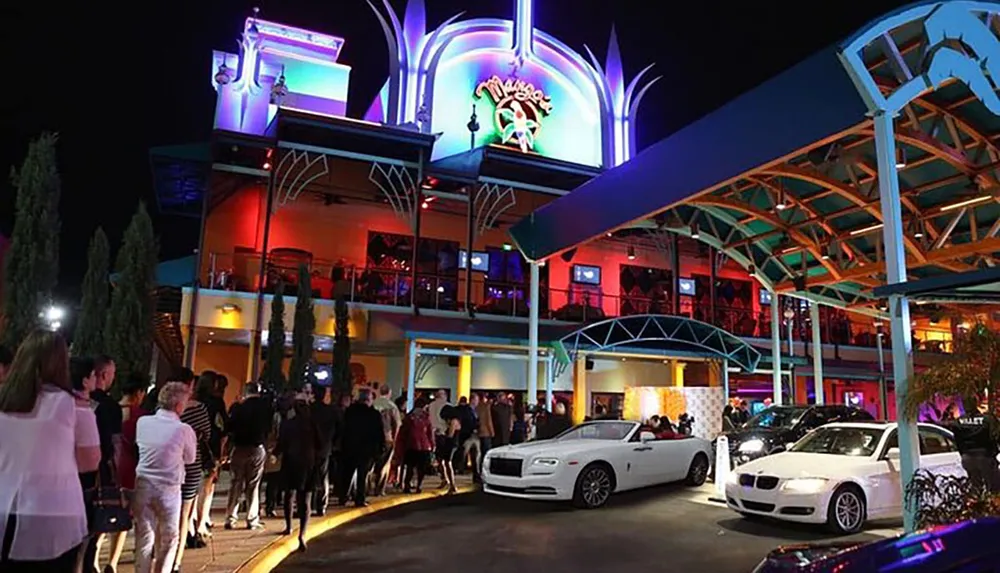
top-left (920, 428), bottom-right (957, 455)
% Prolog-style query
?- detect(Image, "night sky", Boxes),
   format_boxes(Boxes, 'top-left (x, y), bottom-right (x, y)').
top-left (2, 0), bottom-right (913, 304)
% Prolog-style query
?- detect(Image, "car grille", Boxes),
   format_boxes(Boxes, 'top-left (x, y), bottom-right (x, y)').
top-left (489, 458), bottom-right (523, 477)
top-left (756, 476), bottom-right (779, 490)
top-left (737, 474), bottom-right (780, 490)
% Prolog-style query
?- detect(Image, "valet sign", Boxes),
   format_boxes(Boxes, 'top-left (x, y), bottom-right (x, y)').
top-left (474, 75), bottom-right (554, 154)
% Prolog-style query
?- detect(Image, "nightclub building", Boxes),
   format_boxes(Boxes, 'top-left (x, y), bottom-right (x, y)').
top-left (151, 0), bottom-right (964, 427)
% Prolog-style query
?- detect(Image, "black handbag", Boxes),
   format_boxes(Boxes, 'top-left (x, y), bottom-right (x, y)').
top-left (87, 462), bottom-right (132, 534)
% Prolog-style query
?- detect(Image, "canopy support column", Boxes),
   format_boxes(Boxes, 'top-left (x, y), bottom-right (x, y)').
top-left (771, 291), bottom-right (783, 405)
top-left (528, 261), bottom-right (540, 407)
top-left (406, 339), bottom-right (418, 413)
top-left (545, 355), bottom-right (555, 411)
top-left (810, 302), bottom-right (825, 405)
top-left (874, 111), bottom-right (919, 533)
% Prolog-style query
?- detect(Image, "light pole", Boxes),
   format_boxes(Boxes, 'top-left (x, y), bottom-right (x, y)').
top-left (876, 321), bottom-right (888, 419)
top-left (783, 306), bottom-right (795, 404)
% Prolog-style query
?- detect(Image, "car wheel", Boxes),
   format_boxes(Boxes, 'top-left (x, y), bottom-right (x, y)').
top-left (572, 463), bottom-right (614, 509)
top-left (685, 454), bottom-right (710, 486)
top-left (826, 485), bottom-right (866, 534)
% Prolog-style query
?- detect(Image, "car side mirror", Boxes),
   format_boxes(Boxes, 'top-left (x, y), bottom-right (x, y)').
top-left (640, 431), bottom-right (656, 443)
top-left (885, 447), bottom-right (900, 461)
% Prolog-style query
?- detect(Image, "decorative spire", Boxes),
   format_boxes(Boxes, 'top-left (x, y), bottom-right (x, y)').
top-left (512, 0), bottom-right (535, 63)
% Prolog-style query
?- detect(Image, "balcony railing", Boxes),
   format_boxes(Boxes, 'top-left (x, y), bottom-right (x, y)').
top-left (203, 251), bottom-right (952, 352)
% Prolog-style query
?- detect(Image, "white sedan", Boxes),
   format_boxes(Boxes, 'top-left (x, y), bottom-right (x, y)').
top-left (483, 420), bottom-right (712, 509)
top-left (725, 422), bottom-right (964, 533)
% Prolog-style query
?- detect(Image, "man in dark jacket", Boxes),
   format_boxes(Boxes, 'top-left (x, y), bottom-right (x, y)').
top-left (226, 382), bottom-right (274, 529)
top-left (311, 386), bottom-right (339, 515)
top-left (491, 393), bottom-right (513, 447)
top-left (338, 389), bottom-right (385, 507)
top-left (946, 398), bottom-right (1000, 492)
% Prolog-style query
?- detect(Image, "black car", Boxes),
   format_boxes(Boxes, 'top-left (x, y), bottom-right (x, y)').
top-left (717, 405), bottom-right (874, 468)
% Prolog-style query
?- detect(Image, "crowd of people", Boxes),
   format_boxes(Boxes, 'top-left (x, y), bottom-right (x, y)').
top-left (0, 329), bottom-right (613, 573)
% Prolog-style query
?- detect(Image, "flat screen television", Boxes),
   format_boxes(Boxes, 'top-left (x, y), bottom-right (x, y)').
top-left (571, 264), bottom-right (601, 285)
top-left (458, 250), bottom-right (490, 272)
top-left (759, 289), bottom-right (773, 305)
top-left (678, 277), bottom-right (696, 296)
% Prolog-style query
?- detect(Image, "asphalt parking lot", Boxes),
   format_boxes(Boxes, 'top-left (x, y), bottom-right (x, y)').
top-left (278, 483), bottom-right (895, 573)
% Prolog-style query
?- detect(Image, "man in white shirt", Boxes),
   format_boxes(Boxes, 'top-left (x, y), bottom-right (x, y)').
top-left (133, 382), bottom-right (197, 573)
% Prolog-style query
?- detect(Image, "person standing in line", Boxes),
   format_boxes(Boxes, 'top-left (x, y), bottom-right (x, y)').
top-left (0, 332), bottom-right (101, 572)
top-left (133, 382), bottom-right (197, 573)
top-left (275, 396), bottom-right (321, 552)
top-left (371, 384), bottom-right (401, 496)
top-left (491, 393), bottom-right (513, 447)
top-left (476, 393), bottom-right (495, 460)
top-left (338, 389), bottom-right (385, 507)
top-left (400, 397), bottom-right (435, 493)
top-left (195, 372), bottom-right (228, 538)
top-left (173, 369), bottom-right (212, 571)
top-left (456, 395), bottom-right (481, 481)
top-left (225, 382), bottom-right (273, 530)
top-left (309, 386), bottom-right (338, 516)
top-left (0, 344), bottom-right (13, 383)
top-left (83, 355), bottom-right (122, 573)
top-left (106, 374), bottom-right (150, 573)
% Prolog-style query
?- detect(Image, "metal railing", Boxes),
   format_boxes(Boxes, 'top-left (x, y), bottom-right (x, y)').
top-left (203, 251), bottom-right (954, 352)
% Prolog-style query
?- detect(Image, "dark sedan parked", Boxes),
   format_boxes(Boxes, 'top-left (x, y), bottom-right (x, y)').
top-left (716, 404), bottom-right (874, 468)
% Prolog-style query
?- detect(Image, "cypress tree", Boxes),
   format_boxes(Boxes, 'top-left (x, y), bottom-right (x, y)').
top-left (1, 133), bottom-right (61, 348)
top-left (104, 203), bottom-right (158, 385)
top-left (72, 228), bottom-right (110, 356)
top-left (262, 281), bottom-right (287, 390)
top-left (331, 294), bottom-right (352, 397)
top-left (288, 264), bottom-right (315, 389)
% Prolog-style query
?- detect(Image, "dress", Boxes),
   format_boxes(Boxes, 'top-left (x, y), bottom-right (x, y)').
top-left (117, 404), bottom-right (150, 490)
top-left (0, 387), bottom-right (99, 561)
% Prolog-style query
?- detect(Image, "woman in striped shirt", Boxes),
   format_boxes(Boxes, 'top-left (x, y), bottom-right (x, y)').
top-left (172, 369), bottom-right (212, 573)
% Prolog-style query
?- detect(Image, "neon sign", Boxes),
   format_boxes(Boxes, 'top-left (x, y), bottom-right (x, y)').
top-left (474, 75), bottom-right (553, 153)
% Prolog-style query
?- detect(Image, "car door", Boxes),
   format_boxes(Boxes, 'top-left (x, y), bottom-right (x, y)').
top-left (623, 431), bottom-right (662, 488)
top-left (918, 426), bottom-right (963, 477)
top-left (869, 430), bottom-right (904, 516)
top-left (646, 436), bottom-right (691, 483)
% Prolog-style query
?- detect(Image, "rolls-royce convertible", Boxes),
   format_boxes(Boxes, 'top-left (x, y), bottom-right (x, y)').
top-left (482, 420), bottom-right (712, 509)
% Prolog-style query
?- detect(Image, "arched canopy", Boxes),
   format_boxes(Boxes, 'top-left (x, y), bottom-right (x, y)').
top-left (509, 1), bottom-right (1000, 316)
top-left (557, 314), bottom-right (762, 373)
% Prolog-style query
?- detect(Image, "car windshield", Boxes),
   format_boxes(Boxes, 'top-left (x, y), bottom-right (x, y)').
top-left (789, 427), bottom-right (885, 456)
top-left (555, 422), bottom-right (634, 441)
top-left (743, 406), bottom-right (808, 429)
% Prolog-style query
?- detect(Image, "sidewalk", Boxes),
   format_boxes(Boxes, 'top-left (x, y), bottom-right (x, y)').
top-left (100, 473), bottom-right (474, 573)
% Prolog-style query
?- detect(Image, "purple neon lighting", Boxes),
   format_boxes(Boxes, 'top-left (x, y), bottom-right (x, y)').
top-left (251, 18), bottom-right (345, 58)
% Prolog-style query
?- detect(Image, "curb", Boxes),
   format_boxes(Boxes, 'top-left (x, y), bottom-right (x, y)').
top-left (235, 486), bottom-right (476, 572)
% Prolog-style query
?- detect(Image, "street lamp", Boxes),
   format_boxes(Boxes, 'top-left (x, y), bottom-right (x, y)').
top-left (41, 305), bottom-right (66, 331)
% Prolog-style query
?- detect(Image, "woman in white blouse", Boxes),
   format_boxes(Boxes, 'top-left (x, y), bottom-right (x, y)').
top-left (0, 331), bottom-right (101, 572)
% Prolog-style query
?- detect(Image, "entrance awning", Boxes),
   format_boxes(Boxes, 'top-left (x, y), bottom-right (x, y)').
top-left (507, 44), bottom-right (868, 262)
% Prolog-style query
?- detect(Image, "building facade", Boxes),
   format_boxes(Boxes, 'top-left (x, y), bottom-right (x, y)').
top-left (158, 0), bottom-right (957, 419)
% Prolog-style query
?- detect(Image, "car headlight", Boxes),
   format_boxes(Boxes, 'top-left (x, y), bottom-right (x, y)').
top-left (531, 457), bottom-right (560, 467)
top-left (738, 439), bottom-right (765, 454)
top-left (781, 478), bottom-right (829, 493)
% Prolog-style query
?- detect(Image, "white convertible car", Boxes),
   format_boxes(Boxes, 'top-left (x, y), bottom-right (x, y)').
top-left (483, 420), bottom-right (712, 509)
top-left (725, 422), bottom-right (965, 533)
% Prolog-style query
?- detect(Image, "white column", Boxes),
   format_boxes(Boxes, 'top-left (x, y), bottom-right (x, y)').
top-left (810, 302), bottom-right (824, 405)
top-left (770, 292), bottom-right (783, 405)
top-left (406, 339), bottom-right (418, 413)
top-left (873, 111), bottom-right (919, 532)
top-left (528, 261), bottom-right (540, 406)
top-left (722, 359), bottom-right (730, 401)
top-left (545, 355), bottom-right (555, 411)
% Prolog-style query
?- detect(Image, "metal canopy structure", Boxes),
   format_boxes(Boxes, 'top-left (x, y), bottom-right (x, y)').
top-left (873, 265), bottom-right (1000, 303)
top-left (508, 2), bottom-right (1000, 315)
top-left (556, 314), bottom-right (763, 374)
